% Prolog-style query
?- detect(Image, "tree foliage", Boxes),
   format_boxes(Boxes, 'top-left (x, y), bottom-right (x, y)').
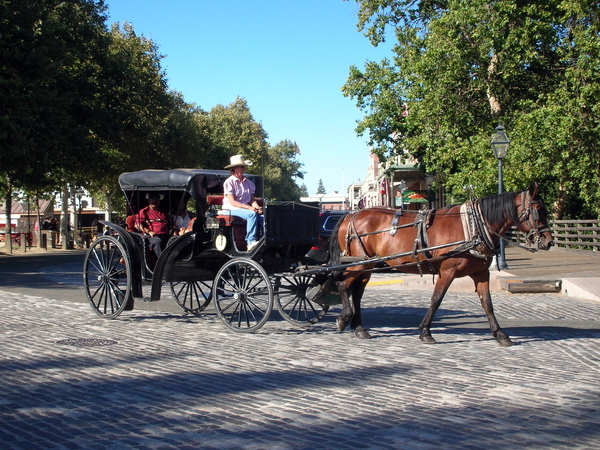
top-left (85, 23), bottom-right (208, 211)
top-left (263, 140), bottom-right (306, 201)
top-left (343, 0), bottom-right (600, 218)
top-left (317, 179), bottom-right (327, 195)
top-left (0, 1), bottom-right (306, 218)
top-left (199, 97), bottom-right (269, 170)
top-left (0, 0), bottom-right (109, 192)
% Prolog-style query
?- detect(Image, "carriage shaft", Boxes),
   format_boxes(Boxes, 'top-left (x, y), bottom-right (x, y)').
top-left (298, 239), bottom-right (471, 276)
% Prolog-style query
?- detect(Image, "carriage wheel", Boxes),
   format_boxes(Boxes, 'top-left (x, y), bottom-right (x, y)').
top-left (213, 258), bottom-right (274, 333)
top-left (170, 280), bottom-right (212, 314)
top-left (83, 235), bottom-right (132, 318)
top-left (274, 273), bottom-right (329, 326)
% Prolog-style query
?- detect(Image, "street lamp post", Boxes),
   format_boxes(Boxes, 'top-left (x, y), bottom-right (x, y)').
top-left (491, 124), bottom-right (510, 270)
top-left (424, 174), bottom-right (434, 209)
top-left (397, 180), bottom-right (407, 210)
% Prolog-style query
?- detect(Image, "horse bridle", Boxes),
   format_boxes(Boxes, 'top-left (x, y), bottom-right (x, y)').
top-left (517, 190), bottom-right (551, 247)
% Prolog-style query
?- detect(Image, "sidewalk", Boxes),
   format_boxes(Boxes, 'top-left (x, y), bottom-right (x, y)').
top-left (368, 245), bottom-right (600, 301)
top-left (2, 241), bottom-right (599, 301)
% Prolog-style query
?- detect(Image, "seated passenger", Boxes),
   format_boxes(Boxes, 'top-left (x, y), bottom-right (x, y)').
top-left (172, 204), bottom-right (196, 236)
top-left (136, 194), bottom-right (170, 257)
top-left (221, 154), bottom-right (263, 251)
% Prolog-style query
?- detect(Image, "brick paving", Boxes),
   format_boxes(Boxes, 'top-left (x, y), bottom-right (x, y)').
top-left (1, 281), bottom-right (599, 449)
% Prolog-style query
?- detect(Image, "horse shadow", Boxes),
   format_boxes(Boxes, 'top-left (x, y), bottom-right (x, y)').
top-left (357, 305), bottom-right (600, 343)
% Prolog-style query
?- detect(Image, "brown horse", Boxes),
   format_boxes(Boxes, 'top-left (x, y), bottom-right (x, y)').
top-left (329, 183), bottom-right (553, 346)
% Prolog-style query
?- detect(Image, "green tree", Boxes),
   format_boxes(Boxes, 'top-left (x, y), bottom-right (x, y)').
top-left (263, 140), bottom-right (306, 200)
top-left (0, 0), bottom-right (109, 192)
top-left (343, 0), bottom-right (600, 218)
top-left (84, 23), bottom-right (209, 215)
top-left (0, 0), bottom-right (110, 244)
top-left (200, 97), bottom-right (269, 170)
top-left (317, 179), bottom-right (326, 195)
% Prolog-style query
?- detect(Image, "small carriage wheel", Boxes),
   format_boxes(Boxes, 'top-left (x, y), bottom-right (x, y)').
top-left (170, 280), bottom-right (212, 314)
top-left (212, 258), bottom-right (274, 333)
top-left (83, 235), bottom-right (132, 318)
top-left (274, 273), bottom-right (329, 326)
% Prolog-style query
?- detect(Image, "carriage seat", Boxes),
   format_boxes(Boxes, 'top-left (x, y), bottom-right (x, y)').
top-left (206, 195), bottom-right (250, 251)
top-left (207, 195), bottom-right (247, 227)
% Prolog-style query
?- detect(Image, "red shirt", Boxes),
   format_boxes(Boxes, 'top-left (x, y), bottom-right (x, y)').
top-left (137, 207), bottom-right (169, 235)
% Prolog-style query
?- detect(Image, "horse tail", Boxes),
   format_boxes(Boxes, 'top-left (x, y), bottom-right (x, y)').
top-left (327, 213), bottom-right (346, 278)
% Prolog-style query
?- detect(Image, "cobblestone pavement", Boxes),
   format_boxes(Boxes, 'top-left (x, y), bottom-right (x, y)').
top-left (1, 283), bottom-right (599, 449)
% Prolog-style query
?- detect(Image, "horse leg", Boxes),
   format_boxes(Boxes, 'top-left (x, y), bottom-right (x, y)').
top-left (350, 272), bottom-right (371, 339)
top-left (419, 272), bottom-right (453, 344)
top-left (335, 276), bottom-right (354, 333)
top-left (471, 271), bottom-right (513, 347)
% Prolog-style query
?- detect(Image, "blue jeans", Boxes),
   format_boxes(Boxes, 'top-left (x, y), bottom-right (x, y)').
top-left (223, 208), bottom-right (263, 244)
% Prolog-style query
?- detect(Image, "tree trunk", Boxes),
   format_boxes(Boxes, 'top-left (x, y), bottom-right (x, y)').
top-left (4, 183), bottom-right (12, 253)
top-left (62, 182), bottom-right (70, 249)
top-left (487, 54), bottom-right (502, 117)
top-left (553, 183), bottom-right (567, 220)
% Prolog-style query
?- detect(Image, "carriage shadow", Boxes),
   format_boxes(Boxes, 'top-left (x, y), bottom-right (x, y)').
top-left (106, 303), bottom-right (600, 343)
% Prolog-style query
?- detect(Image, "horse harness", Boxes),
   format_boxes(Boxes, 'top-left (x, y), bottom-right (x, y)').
top-left (344, 208), bottom-right (440, 275)
top-left (517, 190), bottom-right (551, 248)
top-left (342, 197), bottom-right (513, 273)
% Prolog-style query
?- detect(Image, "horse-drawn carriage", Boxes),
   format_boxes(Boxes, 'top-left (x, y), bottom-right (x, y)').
top-left (83, 168), bottom-right (332, 332)
top-left (83, 168), bottom-right (554, 345)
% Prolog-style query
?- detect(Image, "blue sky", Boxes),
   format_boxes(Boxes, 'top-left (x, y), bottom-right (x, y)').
top-left (104, 0), bottom-right (392, 195)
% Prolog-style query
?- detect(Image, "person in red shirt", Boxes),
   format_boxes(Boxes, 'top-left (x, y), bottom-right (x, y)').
top-left (137, 194), bottom-right (170, 257)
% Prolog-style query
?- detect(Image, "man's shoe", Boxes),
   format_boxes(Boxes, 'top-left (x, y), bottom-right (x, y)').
top-left (247, 241), bottom-right (259, 252)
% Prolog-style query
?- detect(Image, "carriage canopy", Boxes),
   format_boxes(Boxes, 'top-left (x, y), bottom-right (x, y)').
top-left (118, 168), bottom-right (264, 201)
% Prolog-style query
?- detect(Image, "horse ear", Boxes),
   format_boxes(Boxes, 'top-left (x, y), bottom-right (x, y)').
top-left (528, 181), bottom-right (539, 197)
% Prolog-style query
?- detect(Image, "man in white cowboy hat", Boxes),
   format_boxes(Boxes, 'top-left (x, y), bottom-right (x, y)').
top-left (222, 154), bottom-right (263, 251)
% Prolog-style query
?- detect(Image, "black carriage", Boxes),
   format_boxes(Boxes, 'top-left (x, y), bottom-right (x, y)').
top-left (83, 168), bottom-right (335, 332)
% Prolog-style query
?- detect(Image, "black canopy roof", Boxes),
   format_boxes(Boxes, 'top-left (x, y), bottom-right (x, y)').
top-left (118, 169), bottom-right (263, 201)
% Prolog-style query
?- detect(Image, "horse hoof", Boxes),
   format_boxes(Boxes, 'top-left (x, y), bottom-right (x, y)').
top-left (336, 317), bottom-right (347, 332)
top-left (355, 329), bottom-right (371, 339)
top-left (419, 335), bottom-right (437, 344)
top-left (498, 337), bottom-right (514, 347)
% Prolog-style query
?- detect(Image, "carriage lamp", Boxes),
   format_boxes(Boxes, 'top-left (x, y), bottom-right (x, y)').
top-left (491, 124), bottom-right (510, 270)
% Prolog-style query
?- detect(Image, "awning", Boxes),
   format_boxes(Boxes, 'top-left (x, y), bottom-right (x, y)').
top-left (404, 190), bottom-right (428, 203)
top-left (394, 190), bottom-right (432, 206)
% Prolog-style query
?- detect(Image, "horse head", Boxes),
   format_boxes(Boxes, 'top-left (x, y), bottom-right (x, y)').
top-left (515, 182), bottom-right (554, 251)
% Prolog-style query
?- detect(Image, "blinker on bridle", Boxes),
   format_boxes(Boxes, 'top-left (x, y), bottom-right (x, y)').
top-left (518, 191), bottom-right (551, 247)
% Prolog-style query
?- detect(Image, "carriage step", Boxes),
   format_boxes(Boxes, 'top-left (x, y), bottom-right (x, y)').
top-left (500, 279), bottom-right (561, 293)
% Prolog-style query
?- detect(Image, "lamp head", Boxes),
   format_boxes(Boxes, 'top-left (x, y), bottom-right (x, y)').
top-left (491, 124), bottom-right (510, 159)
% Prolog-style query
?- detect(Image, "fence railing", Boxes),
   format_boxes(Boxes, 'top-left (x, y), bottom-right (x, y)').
top-left (508, 219), bottom-right (600, 251)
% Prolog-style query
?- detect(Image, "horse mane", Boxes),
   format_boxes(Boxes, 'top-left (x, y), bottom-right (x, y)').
top-left (479, 190), bottom-right (521, 228)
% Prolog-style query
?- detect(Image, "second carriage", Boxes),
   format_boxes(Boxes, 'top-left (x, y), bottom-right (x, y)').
top-left (83, 168), bottom-right (338, 332)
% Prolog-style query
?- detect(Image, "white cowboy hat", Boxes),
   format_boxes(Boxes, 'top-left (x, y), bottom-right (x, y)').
top-left (225, 154), bottom-right (253, 169)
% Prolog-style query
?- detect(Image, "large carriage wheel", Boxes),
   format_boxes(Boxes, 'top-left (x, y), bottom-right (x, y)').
top-left (213, 258), bottom-right (274, 333)
top-left (274, 273), bottom-right (329, 326)
top-left (170, 280), bottom-right (212, 314)
top-left (83, 235), bottom-right (132, 318)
